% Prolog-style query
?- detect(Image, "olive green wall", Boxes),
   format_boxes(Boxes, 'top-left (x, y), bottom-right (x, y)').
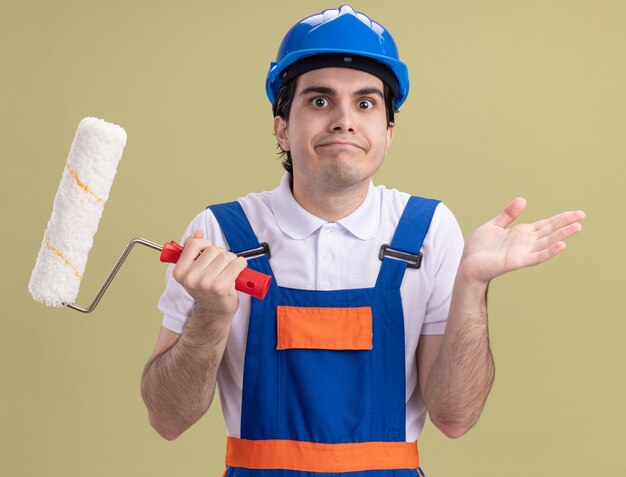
top-left (1, 1), bottom-right (624, 475)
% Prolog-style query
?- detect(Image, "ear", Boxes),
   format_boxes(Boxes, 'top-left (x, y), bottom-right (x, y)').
top-left (385, 122), bottom-right (395, 154)
top-left (274, 116), bottom-right (290, 151)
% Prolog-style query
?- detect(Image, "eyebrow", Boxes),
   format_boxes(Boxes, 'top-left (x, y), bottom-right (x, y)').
top-left (299, 86), bottom-right (384, 99)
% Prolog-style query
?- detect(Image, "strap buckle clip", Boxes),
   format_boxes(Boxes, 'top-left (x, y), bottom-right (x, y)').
top-left (379, 244), bottom-right (423, 269)
top-left (236, 242), bottom-right (271, 260)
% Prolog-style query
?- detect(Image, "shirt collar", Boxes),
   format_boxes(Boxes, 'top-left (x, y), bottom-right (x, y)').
top-left (271, 173), bottom-right (380, 240)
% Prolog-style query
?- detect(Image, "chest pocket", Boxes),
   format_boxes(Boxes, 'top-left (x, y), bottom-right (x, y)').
top-left (276, 305), bottom-right (374, 442)
top-left (276, 306), bottom-right (373, 350)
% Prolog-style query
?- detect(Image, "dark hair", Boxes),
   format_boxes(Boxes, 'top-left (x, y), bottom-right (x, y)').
top-left (272, 77), bottom-right (397, 173)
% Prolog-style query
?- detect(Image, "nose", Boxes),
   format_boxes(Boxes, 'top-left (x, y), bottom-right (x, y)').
top-left (329, 101), bottom-right (355, 132)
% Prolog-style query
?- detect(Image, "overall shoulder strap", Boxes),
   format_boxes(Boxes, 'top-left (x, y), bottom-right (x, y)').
top-left (375, 196), bottom-right (441, 290)
top-left (207, 201), bottom-right (274, 277)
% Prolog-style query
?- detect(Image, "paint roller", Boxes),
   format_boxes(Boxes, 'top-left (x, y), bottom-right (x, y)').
top-left (28, 117), bottom-right (271, 313)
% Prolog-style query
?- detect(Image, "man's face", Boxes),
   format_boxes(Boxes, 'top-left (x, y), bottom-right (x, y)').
top-left (274, 67), bottom-right (394, 194)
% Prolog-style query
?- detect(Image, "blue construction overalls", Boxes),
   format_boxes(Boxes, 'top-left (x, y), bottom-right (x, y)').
top-left (209, 196), bottom-right (439, 477)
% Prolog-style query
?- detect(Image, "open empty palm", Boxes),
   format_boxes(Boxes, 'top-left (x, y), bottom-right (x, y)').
top-left (461, 198), bottom-right (585, 283)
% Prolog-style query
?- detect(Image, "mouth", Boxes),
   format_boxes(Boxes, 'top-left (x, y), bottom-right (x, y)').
top-left (316, 140), bottom-right (365, 151)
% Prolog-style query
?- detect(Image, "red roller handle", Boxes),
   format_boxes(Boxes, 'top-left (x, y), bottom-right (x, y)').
top-left (159, 241), bottom-right (271, 300)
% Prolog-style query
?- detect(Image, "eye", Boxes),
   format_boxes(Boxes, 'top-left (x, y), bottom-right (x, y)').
top-left (311, 97), bottom-right (329, 108)
top-left (358, 99), bottom-right (375, 110)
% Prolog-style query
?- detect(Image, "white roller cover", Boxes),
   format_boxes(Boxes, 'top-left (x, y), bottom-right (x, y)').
top-left (29, 117), bottom-right (127, 307)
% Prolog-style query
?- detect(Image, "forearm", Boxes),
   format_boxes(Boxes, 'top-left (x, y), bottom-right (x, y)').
top-left (422, 200), bottom-right (584, 438)
top-left (141, 306), bottom-right (232, 440)
top-left (424, 267), bottom-right (495, 438)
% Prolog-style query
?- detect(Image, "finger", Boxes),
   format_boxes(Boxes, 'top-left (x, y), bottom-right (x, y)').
top-left (196, 252), bottom-right (245, 292)
top-left (198, 249), bottom-right (239, 275)
top-left (491, 197), bottom-right (527, 228)
top-left (533, 222), bottom-right (583, 252)
top-left (219, 256), bottom-right (249, 289)
top-left (534, 210), bottom-right (585, 236)
top-left (174, 237), bottom-right (214, 277)
top-left (528, 241), bottom-right (567, 266)
top-left (182, 248), bottom-right (235, 290)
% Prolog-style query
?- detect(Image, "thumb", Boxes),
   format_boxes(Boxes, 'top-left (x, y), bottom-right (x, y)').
top-left (491, 197), bottom-right (527, 228)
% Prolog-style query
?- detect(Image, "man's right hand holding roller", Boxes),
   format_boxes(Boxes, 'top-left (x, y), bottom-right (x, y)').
top-left (140, 229), bottom-right (247, 440)
top-left (173, 229), bottom-right (248, 318)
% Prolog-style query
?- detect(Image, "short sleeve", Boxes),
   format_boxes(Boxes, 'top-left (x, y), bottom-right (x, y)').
top-left (420, 203), bottom-right (464, 335)
top-left (158, 208), bottom-right (230, 333)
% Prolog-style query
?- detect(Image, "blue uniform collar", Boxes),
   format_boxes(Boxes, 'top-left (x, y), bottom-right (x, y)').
top-left (270, 173), bottom-right (380, 241)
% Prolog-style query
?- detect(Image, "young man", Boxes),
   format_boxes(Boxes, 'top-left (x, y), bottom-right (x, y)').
top-left (141, 6), bottom-right (584, 476)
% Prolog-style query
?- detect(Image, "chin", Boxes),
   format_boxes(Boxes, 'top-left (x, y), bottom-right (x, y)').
top-left (319, 162), bottom-right (369, 191)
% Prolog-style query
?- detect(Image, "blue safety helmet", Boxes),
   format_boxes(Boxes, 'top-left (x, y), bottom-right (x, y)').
top-left (266, 5), bottom-right (410, 110)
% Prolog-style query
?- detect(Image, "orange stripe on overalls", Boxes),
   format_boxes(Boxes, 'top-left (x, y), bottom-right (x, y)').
top-left (226, 438), bottom-right (419, 472)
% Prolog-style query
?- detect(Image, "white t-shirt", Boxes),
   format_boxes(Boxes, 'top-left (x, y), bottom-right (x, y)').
top-left (159, 173), bottom-right (465, 441)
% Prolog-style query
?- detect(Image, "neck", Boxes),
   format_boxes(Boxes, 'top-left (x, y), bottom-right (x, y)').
top-left (290, 174), bottom-right (370, 222)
